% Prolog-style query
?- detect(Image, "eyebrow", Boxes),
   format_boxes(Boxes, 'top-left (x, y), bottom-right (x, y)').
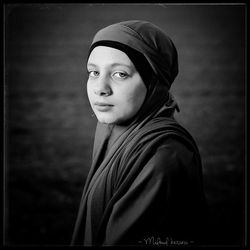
top-left (87, 62), bottom-right (132, 68)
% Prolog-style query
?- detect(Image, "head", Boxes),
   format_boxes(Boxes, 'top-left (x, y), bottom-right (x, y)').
top-left (87, 46), bottom-right (147, 124)
top-left (86, 20), bottom-right (179, 125)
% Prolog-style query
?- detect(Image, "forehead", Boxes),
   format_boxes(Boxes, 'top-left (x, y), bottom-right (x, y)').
top-left (87, 46), bottom-right (132, 66)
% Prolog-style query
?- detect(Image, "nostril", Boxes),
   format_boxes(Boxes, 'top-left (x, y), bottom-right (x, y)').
top-left (95, 88), bottom-right (112, 96)
top-left (100, 92), bottom-right (108, 96)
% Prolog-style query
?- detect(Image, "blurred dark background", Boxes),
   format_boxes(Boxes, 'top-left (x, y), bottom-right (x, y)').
top-left (4, 4), bottom-right (246, 246)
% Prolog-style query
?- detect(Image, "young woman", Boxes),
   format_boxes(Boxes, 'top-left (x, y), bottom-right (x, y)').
top-left (71, 20), bottom-right (208, 246)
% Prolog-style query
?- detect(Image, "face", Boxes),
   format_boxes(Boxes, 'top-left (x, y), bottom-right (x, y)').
top-left (87, 46), bottom-right (147, 124)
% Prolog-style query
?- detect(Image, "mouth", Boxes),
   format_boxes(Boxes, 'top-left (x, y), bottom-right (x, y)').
top-left (94, 102), bottom-right (113, 106)
top-left (93, 102), bottom-right (114, 111)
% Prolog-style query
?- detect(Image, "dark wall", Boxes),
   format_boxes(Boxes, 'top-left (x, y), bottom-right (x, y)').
top-left (4, 4), bottom-right (246, 246)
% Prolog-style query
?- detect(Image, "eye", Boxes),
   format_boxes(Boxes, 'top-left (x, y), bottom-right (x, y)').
top-left (113, 72), bottom-right (128, 79)
top-left (88, 70), bottom-right (99, 78)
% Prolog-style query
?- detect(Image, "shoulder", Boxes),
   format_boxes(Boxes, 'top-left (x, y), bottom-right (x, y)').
top-left (157, 138), bottom-right (195, 162)
top-left (146, 138), bottom-right (196, 179)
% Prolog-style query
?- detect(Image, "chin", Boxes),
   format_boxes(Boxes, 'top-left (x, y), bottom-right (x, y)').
top-left (96, 114), bottom-right (118, 124)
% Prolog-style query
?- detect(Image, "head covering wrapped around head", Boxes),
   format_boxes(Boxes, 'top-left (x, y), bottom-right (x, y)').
top-left (88, 20), bottom-right (180, 127)
top-left (90, 20), bottom-right (178, 89)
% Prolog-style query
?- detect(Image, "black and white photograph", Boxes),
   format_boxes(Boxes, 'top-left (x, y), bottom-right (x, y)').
top-left (3, 3), bottom-right (246, 247)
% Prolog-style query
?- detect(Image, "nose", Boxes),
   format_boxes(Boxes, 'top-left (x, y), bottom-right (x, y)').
top-left (94, 76), bottom-right (112, 96)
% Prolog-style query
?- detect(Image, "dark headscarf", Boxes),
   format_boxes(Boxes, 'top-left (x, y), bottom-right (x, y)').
top-left (90, 20), bottom-right (178, 88)
top-left (71, 20), bottom-right (206, 246)
top-left (88, 20), bottom-right (180, 125)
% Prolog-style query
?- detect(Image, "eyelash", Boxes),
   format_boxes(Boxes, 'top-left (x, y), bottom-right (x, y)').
top-left (114, 72), bottom-right (128, 79)
top-left (87, 71), bottom-right (129, 79)
top-left (88, 71), bottom-right (99, 77)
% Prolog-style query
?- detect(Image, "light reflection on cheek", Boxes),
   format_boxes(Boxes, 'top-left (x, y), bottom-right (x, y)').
top-left (86, 83), bottom-right (93, 103)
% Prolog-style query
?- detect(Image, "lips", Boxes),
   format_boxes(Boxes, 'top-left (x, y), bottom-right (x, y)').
top-left (93, 102), bottom-right (114, 111)
top-left (94, 102), bottom-right (113, 107)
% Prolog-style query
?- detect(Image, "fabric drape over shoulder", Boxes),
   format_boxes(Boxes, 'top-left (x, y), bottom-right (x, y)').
top-left (71, 20), bottom-right (208, 246)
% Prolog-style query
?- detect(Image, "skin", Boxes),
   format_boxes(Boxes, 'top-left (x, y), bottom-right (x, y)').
top-left (87, 46), bottom-right (147, 125)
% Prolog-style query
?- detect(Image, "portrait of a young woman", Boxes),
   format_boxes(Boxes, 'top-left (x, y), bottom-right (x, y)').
top-left (71, 20), bottom-right (208, 246)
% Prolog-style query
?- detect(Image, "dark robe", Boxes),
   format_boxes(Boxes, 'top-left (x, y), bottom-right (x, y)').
top-left (71, 99), bottom-right (208, 246)
top-left (71, 20), bottom-right (208, 246)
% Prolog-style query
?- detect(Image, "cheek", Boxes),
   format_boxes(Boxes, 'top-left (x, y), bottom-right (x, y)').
top-left (121, 83), bottom-right (147, 111)
top-left (86, 81), bottom-right (93, 101)
top-left (130, 82), bottom-right (147, 104)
